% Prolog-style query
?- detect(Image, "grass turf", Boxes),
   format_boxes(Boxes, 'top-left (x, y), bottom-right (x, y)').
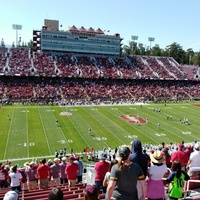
top-left (0, 102), bottom-right (199, 164)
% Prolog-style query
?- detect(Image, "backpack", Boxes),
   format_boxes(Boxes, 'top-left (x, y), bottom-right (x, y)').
top-left (169, 173), bottom-right (185, 198)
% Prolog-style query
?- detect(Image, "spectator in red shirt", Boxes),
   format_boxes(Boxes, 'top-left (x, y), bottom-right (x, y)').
top-left (184, 144), bottom-right (193, 160)
top-left (36, 158), bottom-right (50, 189)
top-left (65, 156), bottom-right (79, 187)
top-left (171, 144), bottom-right (188, 171)
top-left (162, 147), bottom-right (171, 168)
top-left (94, 152), bottom-right (110, 194)
top-left (0, 164), bottom-right (9, 188)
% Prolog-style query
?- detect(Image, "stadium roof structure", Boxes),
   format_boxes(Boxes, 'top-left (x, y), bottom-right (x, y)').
top-left (95, 28), bottom-right (104, 34)
top-left (79, 26), bottom-right (87, 32)
top-left (69, 25), bottom-right (78, 31)
top-left (87, 27), bottom-right (95, 33)
top-left (69, 25), bottom-right (104, 34)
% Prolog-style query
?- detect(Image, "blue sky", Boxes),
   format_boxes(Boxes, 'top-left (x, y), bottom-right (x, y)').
top-left (1, 0), bottom-right (200, 51)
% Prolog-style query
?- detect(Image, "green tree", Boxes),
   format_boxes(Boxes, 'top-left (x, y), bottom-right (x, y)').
top-left (165, 43), bottom-right (185, 64)
top-left (138, 43), bottom-right (146, 55)
top-left (185, 48), bottom-right (194, 65)
top-left (150, 44), bottom-right (162, 56)
top-left (123, 44), bottom-right (131, 55)
top-left (28, 40), bottom-right (33, 53)
top-left (193, 52), bottom-right (200, 66)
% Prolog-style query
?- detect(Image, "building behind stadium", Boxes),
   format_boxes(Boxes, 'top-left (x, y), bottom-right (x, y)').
top-left (33, 19), bottom-right (123, 56)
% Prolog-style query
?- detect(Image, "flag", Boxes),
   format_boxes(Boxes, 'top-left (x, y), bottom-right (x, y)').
top-left (68, 26), bottom-right (71, 29)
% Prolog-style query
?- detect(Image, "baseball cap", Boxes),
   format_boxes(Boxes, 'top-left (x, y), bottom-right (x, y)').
top-left (54, 158), bottom-right (60, 163)
top-left (62, 157), bottom-right (67, 161)
top-left (68, 156), bottom-right (75, 161)
top-left (100, 152), bottom-right (107, 159)
top-left (194, 143), bottom-right (200, 150)
top-left (118, 145), bottom-right (131, 159)
top-left (29, 162), bottom-right (36, 167)
top-left (178, 143), bottom-right (184, 149)
top-left (86, 185), bottom-right (98, 195)
top-left (3, 191), bottom-right (18, 200)
top-left (75, 155), bottom-right (79, 160)
top-left (47, 159), bottom-right (53, 164)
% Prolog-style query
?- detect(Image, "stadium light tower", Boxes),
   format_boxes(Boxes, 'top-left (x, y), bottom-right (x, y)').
top-left (12, 24), bottom-right (22, 47)
top-left (131, 35), bottom-right (138, 42)
top-left (148, 37), bottom-right (155, 49)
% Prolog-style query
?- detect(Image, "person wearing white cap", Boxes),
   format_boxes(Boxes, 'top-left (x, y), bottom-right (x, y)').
top-left (3, 190), bottom-right (18, 200)
top-left (186, 142), bottom-right (200, 176)
top-left (50, 158), bottom-right (61, 187)
top-left (59, 157), bottom-right (68, 186)
top-left (25, 162), bottom-right (37, 190)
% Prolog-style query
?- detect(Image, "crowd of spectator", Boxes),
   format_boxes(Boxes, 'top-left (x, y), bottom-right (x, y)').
top-left (0, 140), bottom-right (200, 199)
top-left (1, 77), bottom-right (200, 104)
top-left (0, 47), bottom-right (200, 80)
top-left (1, 48), bottom-right (200, 103)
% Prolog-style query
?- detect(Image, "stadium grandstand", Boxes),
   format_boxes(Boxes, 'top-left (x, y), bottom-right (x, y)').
top-left (0, 19), bottom-right (200, 200)
top-left (0, 19), bottom-right (200, 104)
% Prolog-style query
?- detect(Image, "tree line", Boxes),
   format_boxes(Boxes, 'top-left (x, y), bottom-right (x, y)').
top-left (123, 41), bottom-right (200, 66)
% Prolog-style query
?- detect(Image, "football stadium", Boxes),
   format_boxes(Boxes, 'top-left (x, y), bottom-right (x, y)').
top-left (0, 19), bottom-right (200, 199)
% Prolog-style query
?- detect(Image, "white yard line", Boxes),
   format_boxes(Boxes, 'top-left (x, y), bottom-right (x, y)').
top-left (66, 114), bottom-right (90, 148)
top-left (3, 109), bottom-right (14, 160)
top-left (38, 107), bottom-right (52, 155)
top-left (26, 107), bottom-right (29, 157)
top-left (50, 107), bottom-right (71, 150)
top-left (76, 111), bottom-right (108, 147)
top-left (83, 107), bottom-right (125, 144)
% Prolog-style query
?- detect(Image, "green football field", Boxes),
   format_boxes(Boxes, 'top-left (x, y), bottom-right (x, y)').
top-left (0, 102), bottom-right (199, 163)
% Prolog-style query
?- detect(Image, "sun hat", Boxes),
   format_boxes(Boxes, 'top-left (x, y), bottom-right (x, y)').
top-left (150, 150), bottom-right (165, 164)
top-left (3, 191), bottom-right (18, 200)
top-left (23, 162), bottom-right (30, 167)
top-left (100, 152), bottom-right (107, 160)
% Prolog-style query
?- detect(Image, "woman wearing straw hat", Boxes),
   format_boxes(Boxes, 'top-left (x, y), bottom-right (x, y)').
top-left (147, 150), bottom-right (168, 200)
top-left (106, 145), bottom-right (146, 200)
